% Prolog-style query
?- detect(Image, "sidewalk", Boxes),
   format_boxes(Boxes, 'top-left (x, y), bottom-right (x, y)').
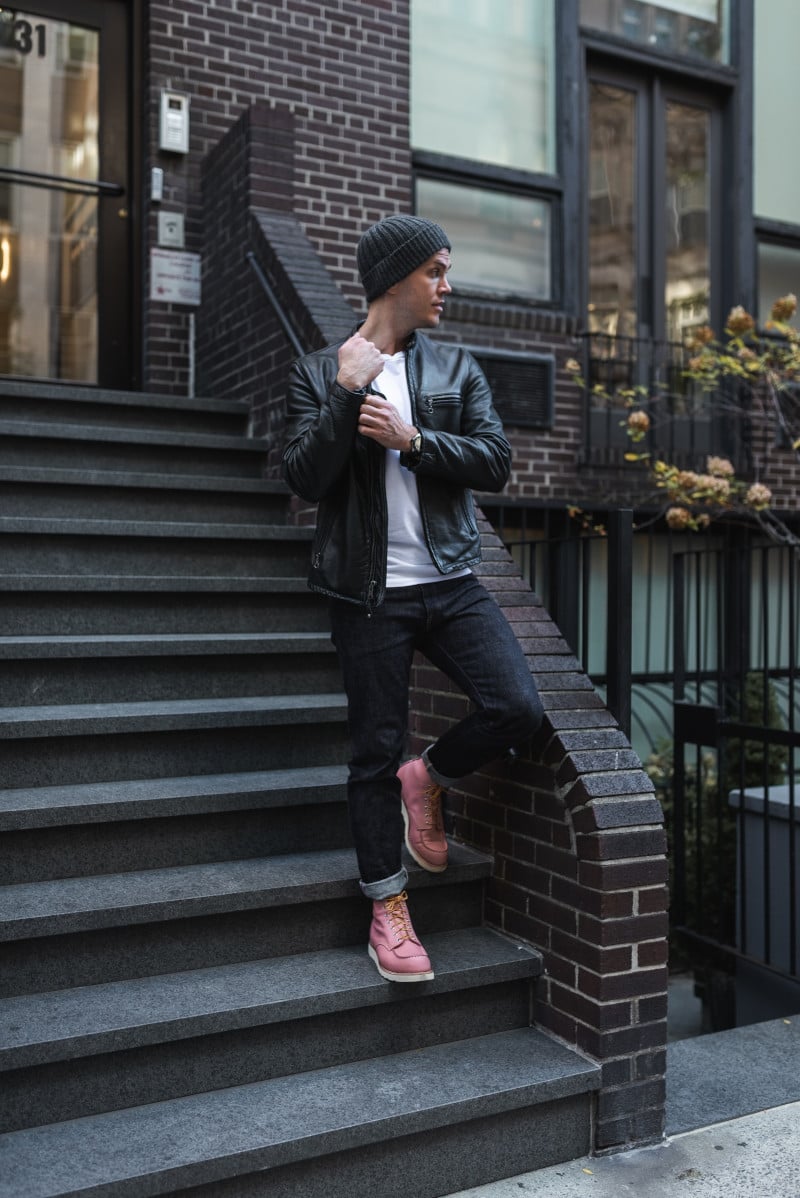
top-left (448, 1100), bottom-right (800, 1197)
top-left (449, 1004), bottom-right (800, 1198)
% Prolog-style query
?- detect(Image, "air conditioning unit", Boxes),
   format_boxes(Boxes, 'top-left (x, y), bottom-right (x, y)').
top-left (467, 345), bottom-right (554, 430)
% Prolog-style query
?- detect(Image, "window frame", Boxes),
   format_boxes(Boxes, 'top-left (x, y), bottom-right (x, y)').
top-left (410, 0), bottom-right (570, 311)
top-left (754, 217), bottom-right (800, 329)
top-left (413, 151), bottom-right (564, 308)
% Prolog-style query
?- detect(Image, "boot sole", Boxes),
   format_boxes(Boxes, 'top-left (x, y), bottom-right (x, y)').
top-left (368, 943), bottom-right (434, 983)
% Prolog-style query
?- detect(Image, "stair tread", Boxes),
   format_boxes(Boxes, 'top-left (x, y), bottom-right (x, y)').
top-left (0, 631), bottom-right (332, 657)
top-left (0, 844), bottom-right (490, 940)
top-left (0, 379), bottom-right (251, 415)
top-left (0, 418), bottom-right (267, 451)
top-left (0, 1028), bottom-right (599, 1197)
top-left (0, 574), bottom-right (310, 592)
top-left (0, 765), bottom-right (349, 829)
top-left (0, 928), bottom-right (542, 1069)
top-left (0, 516), bottom-right (312, 540)
top-left (0, 466), bottom-right (289, 494)
top-left (0, 692), bottom-right (347, 737)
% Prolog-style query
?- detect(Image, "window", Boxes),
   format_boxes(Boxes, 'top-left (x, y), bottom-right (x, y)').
top-left (410, 0), bottom-right (557, 303)
top-left (758, 243), bottom-right (800, 331)
top-left (754, 0), bottom-right (800, 227)
top-left (753, 2), bottom-right (800, 333)
top-left (587, 74), bottom-right (718, 345)
top-left (417, 179), bottom-right (551, 301)
top-left (585, 69), bottom-right (731, 464)
top-left (580, 0), bottom-right (730, 64)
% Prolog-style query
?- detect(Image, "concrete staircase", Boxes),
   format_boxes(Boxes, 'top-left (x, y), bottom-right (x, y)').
top-left (0, 381), bottom-right (599, 1197)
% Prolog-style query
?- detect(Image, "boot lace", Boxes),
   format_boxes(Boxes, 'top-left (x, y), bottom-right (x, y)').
top-left (383, 891), bottom-right (416, 943)
top-left (423, 783), bottom-right (444, 832)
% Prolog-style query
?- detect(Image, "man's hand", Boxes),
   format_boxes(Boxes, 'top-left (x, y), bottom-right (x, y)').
top-left (358, 395), bottom-right (417, 451)
top-left (336, 333), bottom-right (385, 392)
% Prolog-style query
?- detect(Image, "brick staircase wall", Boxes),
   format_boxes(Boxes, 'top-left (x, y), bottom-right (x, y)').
top-left (196, 104), bottom-right (670, 1154)
top-left (408, 517), bottom-right (669, 1151)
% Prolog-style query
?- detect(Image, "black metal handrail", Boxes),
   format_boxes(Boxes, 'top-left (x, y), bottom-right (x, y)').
top-left (0, 166), bottom-right (124, 197)
top-left (245, 250), bottom-right (308, 358)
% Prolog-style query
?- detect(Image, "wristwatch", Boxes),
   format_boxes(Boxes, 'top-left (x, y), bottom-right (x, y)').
top-left (409, 431), bottom-right (423, 459)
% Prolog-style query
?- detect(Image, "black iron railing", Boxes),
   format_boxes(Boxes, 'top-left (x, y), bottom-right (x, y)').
top-left (581, 331), bottom-right (750, 472)
top-left (671, 540), bottom-right (800, 1008)
top-left (484, 501), bottom-right (800, 1021)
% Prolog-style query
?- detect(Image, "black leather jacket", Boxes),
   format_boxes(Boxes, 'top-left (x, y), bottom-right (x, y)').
top-left (282, 331), bottom-right (511, 608)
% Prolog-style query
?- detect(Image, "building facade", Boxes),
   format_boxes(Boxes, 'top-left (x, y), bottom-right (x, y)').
top-left (2, 0), bottom-right (798, 514)
top-left (1, 2), bottom-right (798, 1160)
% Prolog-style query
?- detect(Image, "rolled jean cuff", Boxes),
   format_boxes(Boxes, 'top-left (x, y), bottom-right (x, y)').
top-left (359, 866), bottom-right (408, 901)
top-left (422, 745), bottom-right (460, 789)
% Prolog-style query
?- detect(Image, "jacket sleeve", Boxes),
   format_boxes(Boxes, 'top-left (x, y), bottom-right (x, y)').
top-left (405, 353), bottom-right (511, 493)
top-left (282, 357), bottom-right (363, 503)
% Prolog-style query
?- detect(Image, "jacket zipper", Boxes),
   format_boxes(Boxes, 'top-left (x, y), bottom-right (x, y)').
top-left (365, 385), bottom-right (386, 616)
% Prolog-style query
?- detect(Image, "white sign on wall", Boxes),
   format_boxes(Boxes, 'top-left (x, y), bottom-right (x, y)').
top-left (157, 211), bottom-right (185, 249)
top-left (150, 248), bottom-right (201, 305)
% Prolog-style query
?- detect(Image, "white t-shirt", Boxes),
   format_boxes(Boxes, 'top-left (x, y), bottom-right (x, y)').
top-left (375, 351), bottom-right (470, 588)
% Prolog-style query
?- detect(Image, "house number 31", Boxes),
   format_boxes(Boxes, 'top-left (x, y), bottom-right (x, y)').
top-left (1, 19), bottom-right (47, 55)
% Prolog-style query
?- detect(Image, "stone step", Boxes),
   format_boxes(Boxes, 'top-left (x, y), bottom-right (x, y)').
top-left (0, 928), bottom-right (541, 1071)
top-left (0, 844), bottom-right (489, 943)
top-left (0, 848), bottom-right (490, 996)
top-left (0, 469), bottom-right (290, 523)
top-left (0, 379), bottom-right (251, 437)
top-left (0, 519), bottom-right (313, 578)
top-left (0, 765), bottom-right (349, 831)
top-left (0, 693), bottom-right (350, 787)
top-left (1, 766), bottom-right (350, 882)
top-left (0, 692), bottom-right (347, 741)
top-left (0, 1028), bottom-right (600, 1198)
top-left (0, 632), bottom-right (340, 706)
top-left (0, 420), bottom-right (268, 477)
top-left (0, 578), bottom-right (326, 635)
top-left (2, 792), bottom-right (352, 886)
top-left (0, 929), bottom-right (542, 1130)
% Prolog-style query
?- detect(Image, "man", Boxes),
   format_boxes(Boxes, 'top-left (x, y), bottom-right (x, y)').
top-left (283, 215), bottom-right (543, 983)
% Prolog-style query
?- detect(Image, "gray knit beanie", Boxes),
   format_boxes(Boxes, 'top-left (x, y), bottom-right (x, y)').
top-left (357, 215), bottom-right (451, 302)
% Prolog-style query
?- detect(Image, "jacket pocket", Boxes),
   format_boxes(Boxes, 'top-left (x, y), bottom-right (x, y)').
top-left (312, 507), bottom-right (336, 570)
top-left (419, 392), bottom-right (464, 431)
top-left (459, 488), bottom-right (478, 537)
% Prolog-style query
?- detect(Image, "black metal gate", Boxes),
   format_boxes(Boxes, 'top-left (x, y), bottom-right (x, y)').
top-left (671, 540), bottom-right (800, 1026)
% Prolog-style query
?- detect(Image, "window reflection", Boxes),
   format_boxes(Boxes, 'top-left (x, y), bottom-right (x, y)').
top-left (588, 82), bottom-right (636, 338)
top-left (759, 243), bottom-right (800, 330)
top-left (0, 15), bottom-right (98, 381)
top-left (417, 178), bottom-right (551, 301)
top-left (411, 0), bottom-right (555, 175)
top-left (581, 0), bottom-right (729, 64)
top-left (665, 102), bottom-right (710, 344)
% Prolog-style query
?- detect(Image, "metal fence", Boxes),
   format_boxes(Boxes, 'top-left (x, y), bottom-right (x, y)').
top-left (671, 539), bottom-right (800, 1025)
top-left (581, 332), bottom-right (750, 472)
top-left (484, 503), bottom-right (800, 1026)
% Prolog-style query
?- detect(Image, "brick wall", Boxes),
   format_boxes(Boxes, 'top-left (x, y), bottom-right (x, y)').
top-left (147, 1), bottom-right (800, 514)
top-left (145, 0), bottom-right (411, 394)
top-left (407, 516), bottom-right (669, 1152)
top-left (142, 2), bottom-right (652, 508)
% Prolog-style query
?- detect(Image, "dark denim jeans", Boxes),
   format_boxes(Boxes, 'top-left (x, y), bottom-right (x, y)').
top-left (329, 573), bottom-right (543, 898)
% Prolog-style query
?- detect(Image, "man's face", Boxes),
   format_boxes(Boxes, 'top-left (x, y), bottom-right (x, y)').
top-left (390, 248), bottom-right (452, 330)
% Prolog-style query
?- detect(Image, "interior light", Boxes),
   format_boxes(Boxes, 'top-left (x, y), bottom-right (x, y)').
top-left (0, 237), bottom-right (11, 283)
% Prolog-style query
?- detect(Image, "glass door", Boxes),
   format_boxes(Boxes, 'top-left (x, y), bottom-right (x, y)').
top-left (586, 68), bottom-right (722, 453)
top-left (0, 0), bottom-right (132, 386)
top-left (587, 71), bottom-right (720, 346)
